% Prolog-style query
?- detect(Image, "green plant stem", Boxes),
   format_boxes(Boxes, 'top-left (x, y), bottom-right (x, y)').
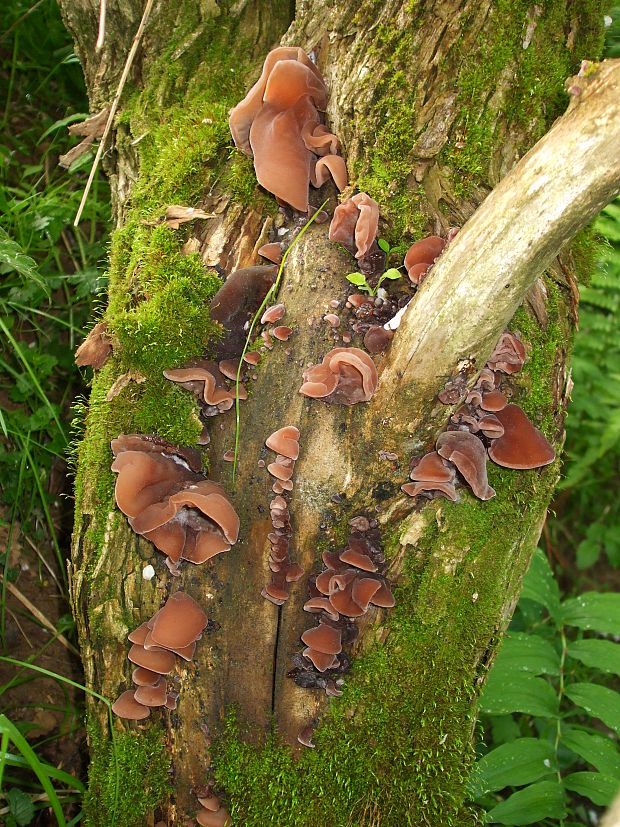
top-left (554, 624), bottom-right (567, 827)
top-left (231, 200), bottom-right (328, 485)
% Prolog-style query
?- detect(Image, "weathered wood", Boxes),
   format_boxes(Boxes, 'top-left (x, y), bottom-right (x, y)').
top-left (59, 0), bottom-right (617, 823)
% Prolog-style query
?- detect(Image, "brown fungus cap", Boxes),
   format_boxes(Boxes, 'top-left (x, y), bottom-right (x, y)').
top-left (487, 332), bottom-right (526, 374)
top-left (149, 592), bottom-right (208, 650)
top-left (134, 678), bottom-right (168, 707)
top-left (436, 431), bottom-right (495, 501)
top-left (111, 690), bottom-right (150, 720)
top-left (329, 192), bottom-right (379, 259)
top-left (111, 436), bottom-right (239, 566)
top-left (301, 623), bottom-right (342, 654)
top-left (410, 451), bottom-right (455, 483)
top-left (401, 480), bottom-right (458, 501)
top-left (300, 347), bottom-right (378, 405)
top-left (229, 48), bottom-right (345, 212)
top-left (272, 325), bottom-right (292, 341)
top-left (487, 404), bottom-right (556, 469)
top-left (127, 643), bottom-right (176, 674)
top-left (404, 235), bottom-right (445, 281)
top-left (209, 266), bottom-right (277, 358)
top-left (364, 325), bottom-right (393, 354)
top-left (257, 242), bottom-right (283, 264)
top-left (261, 303), bottom-right (285, 324)
top-left (132, 666), bottom-right (160, 686)
top-left (303, 647), bottom-right (339, 672)
top-left (480, 390), bottom-right (508, 412)
top-left (266, 425), bottom-right (300, 460)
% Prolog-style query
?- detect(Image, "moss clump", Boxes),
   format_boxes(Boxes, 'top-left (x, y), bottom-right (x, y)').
top-left (84, 718), bottom-right (171, 827)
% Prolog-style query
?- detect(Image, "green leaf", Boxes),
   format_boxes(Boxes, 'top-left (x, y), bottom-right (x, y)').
top-left (467, 739), bottom-right (556, 800)
top-left (496, 633), bottom-right (561, 676)
top-left (520, 549), bottom-right (561, 619)
top-left (563, 771), bottom-right (620, 806)
top-left (561, 593), bottom-right (620, 635)
top-left (381, 268), bottom-right (402, 281)
top-left (566, 639), bottom-right (620, 678)
top-left (346, 272), bottom-right (367, 286)
top-left (6, 789), bottom-right (34, 826)
top-left (485, 781), bottom-right (566, 825)
top-left (561, 727), bottom-right (620, 778)
top-left (479, 670), bottom-right (559, 718)
top-left (0, 229), bottom-right (45, 291)
top-left (377, 238), bottom-right (390, 253)
top-left (565, 683), bottom-right (620, 735)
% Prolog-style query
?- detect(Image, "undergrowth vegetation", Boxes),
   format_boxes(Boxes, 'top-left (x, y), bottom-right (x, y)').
top-left (0, 0), bottom-right (110, 823)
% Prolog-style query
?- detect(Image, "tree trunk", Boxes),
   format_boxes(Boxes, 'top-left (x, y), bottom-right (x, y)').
top-left (59, 1), bottom-right (615, 824)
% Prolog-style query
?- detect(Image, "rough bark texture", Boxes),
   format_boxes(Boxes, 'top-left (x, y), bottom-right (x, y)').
top-left (59, 1), bottom-right (615, 824)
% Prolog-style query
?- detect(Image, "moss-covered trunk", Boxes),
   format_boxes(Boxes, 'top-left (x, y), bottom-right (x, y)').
top-left (59, 0), bottom-right (608, 824)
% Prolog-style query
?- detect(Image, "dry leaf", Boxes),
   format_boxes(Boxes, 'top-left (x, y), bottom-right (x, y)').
top-left (75, 321), bottom-right (112, 369)
top-left (59, 107), bottom-right (110, 168)
top-left (106, 370), bottom-right (147, 401)
top-left (162, 205), bottom-right (215, 229)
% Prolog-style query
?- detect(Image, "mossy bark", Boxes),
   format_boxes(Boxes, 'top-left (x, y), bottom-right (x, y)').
top-left (59, 0), bottom-right (610, 824)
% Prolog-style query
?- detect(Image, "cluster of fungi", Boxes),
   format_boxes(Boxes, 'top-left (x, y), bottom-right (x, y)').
top-left (74, 44), bottom-right (557, 824)
top-left (402, 332), bottom-right (555, 504)
top-left (111, 592), bottom-right (208, 720)
top-left (289, 518), bottom-right (395, 747)
top-left (261, 426), bottom-right (304, 605)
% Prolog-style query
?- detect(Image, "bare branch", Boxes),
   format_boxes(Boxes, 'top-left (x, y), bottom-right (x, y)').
top-left (379, 59), bottom-right (620, 406)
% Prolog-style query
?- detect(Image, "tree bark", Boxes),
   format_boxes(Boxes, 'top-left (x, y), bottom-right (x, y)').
top-left (59, 1), bottom-right (618, 824)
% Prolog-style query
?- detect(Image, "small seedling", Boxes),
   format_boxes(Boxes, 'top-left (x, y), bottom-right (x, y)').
top-left (346, 267), bottom-right (402, 297)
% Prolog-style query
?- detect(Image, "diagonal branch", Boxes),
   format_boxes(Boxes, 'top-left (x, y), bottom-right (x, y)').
top-left (378, 59), bottom-right (620, 408)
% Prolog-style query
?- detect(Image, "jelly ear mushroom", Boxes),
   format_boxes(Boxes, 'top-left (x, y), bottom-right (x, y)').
top-left (487, 404), bottom-right (556, 469)
top-left (404, 235), bottom-right (446, 285)
top-left (487, 332), bottom-right (526, 374)
top-left (329, 192), bottom-right (379, 259)
top-left (209, 266), bottom-right (278, 358)
top-left (111, 435), bottom-right (239, 567)
top-left (266, 425), bottom-right (300, 460)
top-left (229, 46), bottom-right (324, 155)
top-left (300, 347), bottom-right (378, 405)
top-left (149, 592), bottom-right (208, 650)
top-left (111, 690), bottom-right (150, 720)
top-left (436, 431), bottom-right (496, 501)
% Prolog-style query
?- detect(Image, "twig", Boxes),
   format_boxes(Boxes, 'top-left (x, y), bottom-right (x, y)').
top-left (96, 0), bottom-right (107, 51)
top-left (24, 534), bottom-right (63, 595)
top-left (6, 607), bottom-right (33, 649)
top-left (1, 578), bottom-right (80, 658)
top-left (74, 0), bottom-right (155, 226)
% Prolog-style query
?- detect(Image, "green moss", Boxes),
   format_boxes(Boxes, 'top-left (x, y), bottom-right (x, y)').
top-left (84, 717), bottom-right (171, 827)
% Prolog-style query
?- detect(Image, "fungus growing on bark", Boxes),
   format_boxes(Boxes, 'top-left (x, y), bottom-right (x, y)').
top-left (289, 525), bottom-right (394, 696)
top-left (114, 592), bottom-right (208, 719)
top-left (229, 47), bottom-right (346, 211)
top-left (364, 325), bottom-right (393, 354)
top-left (300, 347), bottom-right (378, 404)
top-left (261, 427), bottom-right (303, 605)
top-left (261, 303), bottom-right (285, 324)
top-left (164, 361), bottom-right (238, 416)
top-left (404, 235), bottom-right (446, 285)
top-left (111, 434), bottom-right (239, 567)
top-left (487, 332), bottom-right (526, 374)
top-left (111, 691), bottom-right (150, 720)
top-left (297, 723), bottom-right (316, 749)
top-left (209, 265), bottom-right (277, 358)
top-left (401, 450), bottom-right (458, 501)
top-left (257, 242), bottom-right (282, 264)
top-left (272, 325), bottom-right (292, 341)
top-left (487, 404), bottom-right (556, 469)
top-left (329, 192), bottom-right (379, 259)
top-left (436, 431), bottom-right (496, 500)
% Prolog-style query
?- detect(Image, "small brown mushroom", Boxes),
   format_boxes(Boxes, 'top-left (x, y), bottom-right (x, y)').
top-left (297, 723), bottom-right (316, 748)
top-left (300, 347), bottom-right (378, 404)
top-left (487, 404), bottom-right (556, 469)
top-left (257, 242), bottom-right (283, 264)
top-left (266, 425), bottom-right (300, 460)
top-left (111, 690), bottom-right (150, 720)
top-left (487, 332), bottom-right (526, 374)
top-left (404, 235), bottom-right (446, 285)
top-left (364, 325), bottom-right (393, 354)
top-left (149, 592), bottom-right (208, 650)
top-left (436, 432), bottom-right (495, 501)
top-left (328, 192), bottom-right (379, 259)
top-left (272, 325), bottom-right (292, 341)
top-left (301, 623), bottom-right (342, 654)
top-left (134, 677), bottom-right (168, 707)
